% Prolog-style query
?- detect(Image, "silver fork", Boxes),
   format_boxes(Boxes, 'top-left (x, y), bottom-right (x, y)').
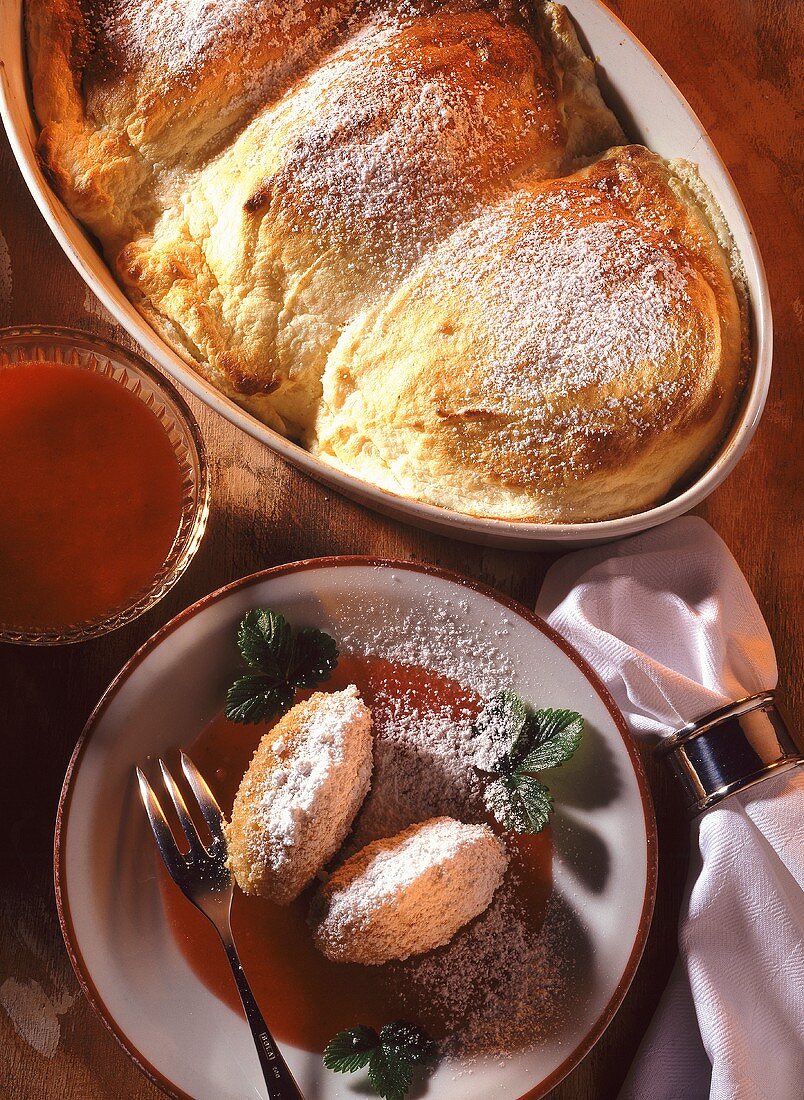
top-left (136, 753), bottom-right (304, 1100)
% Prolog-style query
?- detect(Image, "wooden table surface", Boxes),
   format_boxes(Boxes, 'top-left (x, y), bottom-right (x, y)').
top-left (1, 1), bottom-right (801, 1097)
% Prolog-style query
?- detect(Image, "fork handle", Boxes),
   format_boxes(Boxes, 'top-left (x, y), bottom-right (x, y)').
top-left (221, 935), bottom-right (304, 1099)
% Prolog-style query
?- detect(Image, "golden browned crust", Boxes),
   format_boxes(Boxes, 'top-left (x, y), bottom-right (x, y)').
top-left (25, 0), bottom-right (744, 521)
top-left (315, 146), bottom-right (743, 521)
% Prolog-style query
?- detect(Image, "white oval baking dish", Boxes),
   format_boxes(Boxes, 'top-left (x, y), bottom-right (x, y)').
top-left (0, 0), bottom-right (772, 549)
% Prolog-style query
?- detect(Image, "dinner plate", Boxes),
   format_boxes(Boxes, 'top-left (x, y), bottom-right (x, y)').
top-left (0, 0), bottom-right (771, 548)
top-left (55, 558), bottom-right (657, 1100)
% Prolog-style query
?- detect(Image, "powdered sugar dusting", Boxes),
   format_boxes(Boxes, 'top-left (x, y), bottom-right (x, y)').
top-left (355, 818), bottom-right (481, 895)
top-left (250, 685), bottom-right (369, 872)
top-left (394, 881), bottom-right (574, 1058)
top-left (218, 644), bottom-right (571, 1057)
top-left (425, 185), bottom-right (696, 410)
top-left (102, 0), bottom-right (302, 76)
top-left (349, 680), bottom-right (495, 851)
top-left (312, 816), bottom-right (509, 965)
top-left (94, 0), bottom-right (357, 118)
top-left (307, 656), bottom-right (569, 1055)
top-left (268, 14), bottom-right (550, 277)
top-left (333, 581), bottom-right (519, 698)
top-left (324, 819), bottom-right (500, 927)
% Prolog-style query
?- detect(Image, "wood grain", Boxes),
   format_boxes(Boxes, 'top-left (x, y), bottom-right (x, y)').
top-left (0, 1), bottom-right (801, 1097)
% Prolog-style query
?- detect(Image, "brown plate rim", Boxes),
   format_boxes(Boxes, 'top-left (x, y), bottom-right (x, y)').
top-left (54, 556), bottom-right (658, 1100)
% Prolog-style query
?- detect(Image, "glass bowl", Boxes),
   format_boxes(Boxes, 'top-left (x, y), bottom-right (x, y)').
top-left (0, 326), bottom-right (210, 644)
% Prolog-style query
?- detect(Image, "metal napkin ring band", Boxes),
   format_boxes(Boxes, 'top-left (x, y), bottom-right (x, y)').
top-left (657, 691), bottom-right (803, 816)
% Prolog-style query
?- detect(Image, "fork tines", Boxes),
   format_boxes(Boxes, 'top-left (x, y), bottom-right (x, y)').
top-left (136, 754), bottom-right (227, 875)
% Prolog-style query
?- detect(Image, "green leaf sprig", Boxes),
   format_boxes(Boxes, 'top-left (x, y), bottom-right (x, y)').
top-left (323, 1021), bottom-right (436, 1100)
top-left (225, 608), bottom-right (338, 724)
top-left (475, 689), bottom-right (584, 834)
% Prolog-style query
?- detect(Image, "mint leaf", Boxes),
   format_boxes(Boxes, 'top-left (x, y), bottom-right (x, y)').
top-left (323, 1021), bottom-right (436, 1100)
top-left (379, 1021), bottom-right (437, 1065)
top-left (518, 709), bottom-right (584, 771)
top-left (237, 609), bottom-right (292, 677)
top-left (323, 1025), bottom-right (378, 1073)
top-left (473, 689), bottom-right (529, 764)
top-left (490, 772), bottom-right (554, 834)
top-left (287, 627), bottom-right (339, 687)
top-left (368, 1047), bottom-right (413, 1100)
top-left (477, 691), bottom-right (584, 835)
top-left (226, 609), bottom-right (339, 725)
top-left (224, 674), bottom-right (294, 724)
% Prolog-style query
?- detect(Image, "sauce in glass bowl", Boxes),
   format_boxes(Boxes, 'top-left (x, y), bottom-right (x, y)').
top-left (0, 328), bottom-right (208, 643)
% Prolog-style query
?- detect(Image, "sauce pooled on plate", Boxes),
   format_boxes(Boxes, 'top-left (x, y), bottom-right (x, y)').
top-left (157, 656), bottom-right (553, 1055)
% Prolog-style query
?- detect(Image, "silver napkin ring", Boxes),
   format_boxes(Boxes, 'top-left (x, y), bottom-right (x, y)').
top-left (657, 691), bottom-right (803, 816)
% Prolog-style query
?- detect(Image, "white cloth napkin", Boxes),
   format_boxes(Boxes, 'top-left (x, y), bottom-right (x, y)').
top-left (535, 516), bottom-right (804, 1100)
